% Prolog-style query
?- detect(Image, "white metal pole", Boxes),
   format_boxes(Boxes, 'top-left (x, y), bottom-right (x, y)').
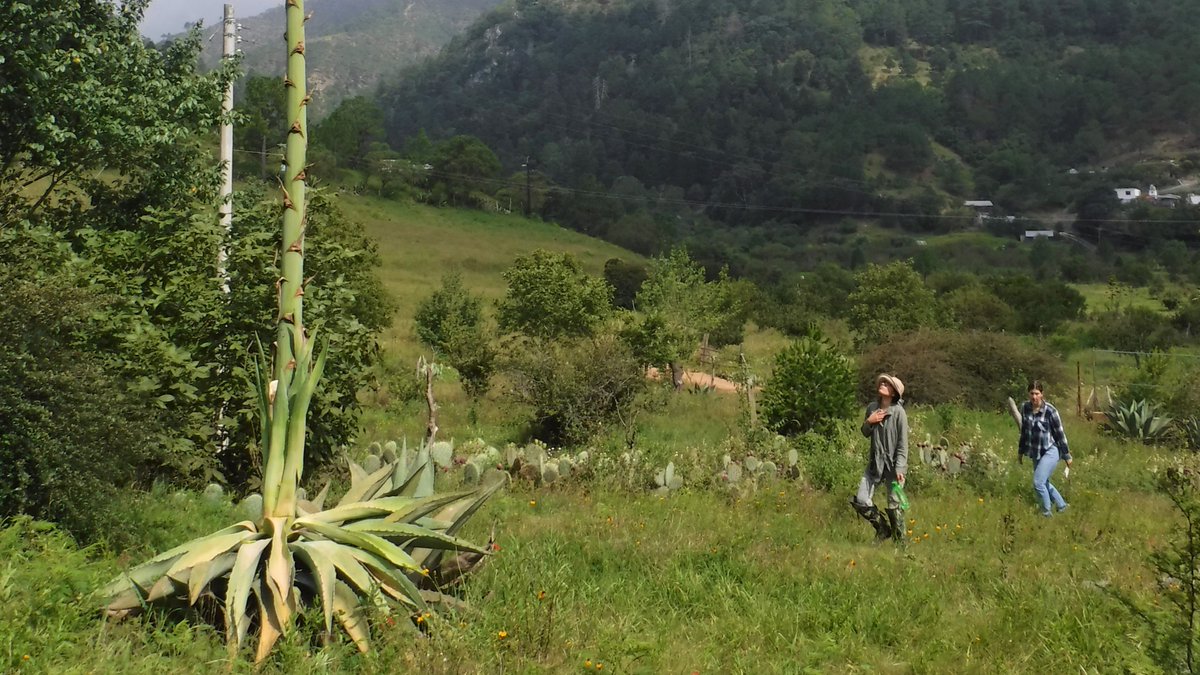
top-left (217, 4), bottom-right (235, 294)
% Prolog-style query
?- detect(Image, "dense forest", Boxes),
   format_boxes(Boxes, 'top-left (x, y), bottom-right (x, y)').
top-left (367, 0), bottom-right (1200, 275)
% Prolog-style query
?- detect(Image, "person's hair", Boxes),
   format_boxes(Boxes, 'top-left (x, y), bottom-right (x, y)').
top-left (1027, 379), bottom-right (1045, 393)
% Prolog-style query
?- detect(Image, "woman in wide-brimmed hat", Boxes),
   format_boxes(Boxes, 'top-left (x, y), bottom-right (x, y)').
top-left (850, 374), bottom-right (909, 543)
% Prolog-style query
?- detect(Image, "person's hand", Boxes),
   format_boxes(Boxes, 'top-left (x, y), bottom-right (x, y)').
top-left (1066, 458), bottom-right (1073, 467)
top-left (867, 408), bottom-right (888, 425)
top-left (896, 472), bottom-right (905, 485)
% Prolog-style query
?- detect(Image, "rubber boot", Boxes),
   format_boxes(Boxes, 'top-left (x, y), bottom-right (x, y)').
top-left (850, 497), bottom-right (892, 542)
top-left (886, 508), bottom-right (904, 544)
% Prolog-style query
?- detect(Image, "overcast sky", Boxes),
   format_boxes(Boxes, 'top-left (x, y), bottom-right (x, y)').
top-left (140, 0), bottom-right (282, 40)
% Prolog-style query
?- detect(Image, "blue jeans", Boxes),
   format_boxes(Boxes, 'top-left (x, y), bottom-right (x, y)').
top-left (1032, 446), bottom-right (1068, 515)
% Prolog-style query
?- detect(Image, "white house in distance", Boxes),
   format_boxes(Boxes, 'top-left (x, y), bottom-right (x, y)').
top-left (1021, 229), bottom-right (1055, 241)
top-left (1114, 187), bottom-right (1141, 203)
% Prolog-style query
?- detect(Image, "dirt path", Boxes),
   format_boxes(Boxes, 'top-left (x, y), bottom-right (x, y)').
top-left (645, 367), bottom-right (741, 393)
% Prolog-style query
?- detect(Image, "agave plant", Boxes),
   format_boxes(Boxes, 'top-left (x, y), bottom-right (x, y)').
top-left (1104, 399), bottom-right (1174, 444)
top-left (1180, 417), bottom-right (1200, 452)
top-left (101, 1), bottom-right (498, 661)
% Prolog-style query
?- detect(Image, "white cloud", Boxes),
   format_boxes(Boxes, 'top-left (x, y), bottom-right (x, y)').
top-left (140, 0), bottom-right (282, 40)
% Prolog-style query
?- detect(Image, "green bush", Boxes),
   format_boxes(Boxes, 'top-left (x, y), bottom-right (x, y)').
top-left (760, 336), bottom-right (856, 437)
top-left (1104, 399), bottom-right (1173, 445)
top-left (857, 329), bottom-right (1064, 408)
top-left (0, 268), bottom-right (158, 541)
top-left (502, 334), bottom-right (648, 447)
top-left (794, 422), bottom-right (863, 492)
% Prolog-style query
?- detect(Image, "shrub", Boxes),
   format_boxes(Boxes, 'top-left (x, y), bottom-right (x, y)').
top-left (502, 334), bottom-right (648, 447)
top-left (760, 336), bottom-right (856, 437)
top-left (793, 421), bottom-right (863, 492)
top-left (857, 329), bottom-right (1064, 408)
top-left (0, 270), bottom-right (157, 541)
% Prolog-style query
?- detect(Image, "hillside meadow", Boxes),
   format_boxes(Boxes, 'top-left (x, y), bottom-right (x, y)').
top-left (3, 197), bottom-right (1189, 673)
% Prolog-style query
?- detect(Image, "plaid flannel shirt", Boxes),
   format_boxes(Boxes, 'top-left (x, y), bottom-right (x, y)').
top-left (1018, 400), bottom-right (1071, 462)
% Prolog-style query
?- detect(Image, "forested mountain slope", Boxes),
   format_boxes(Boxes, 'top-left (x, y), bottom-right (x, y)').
top-left (198, 0), bottom-right (503, 118)
top-left (377, 0), bottom-right (1200, 239)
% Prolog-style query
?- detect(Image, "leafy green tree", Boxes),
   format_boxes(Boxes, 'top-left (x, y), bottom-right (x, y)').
top-left (846, 261), bottom-right (939, 345)
top-left (603, 257), bottom-right (649, 310)
top-left (313, 95), bottom-right (386, 172)
top-left (497, 249), bottom-right (612, 339)
top-left (0, 0), bottom-right (232, 224)
top-left (0, 235), bottom-right (157, 542)
top-left (503, 334), bottom-right (646, 447)
top-left (235, 74), bottom-right (287, 179)
top-left (940, 285), bottom-right (1016, 332)
top-left (414, 272), bottom-right (495, 400)
top-left (759, 335), bottom-right (857, 437)
top-left (625, 248), bottom-right (746, 388)
top-left (427, 135), bottom-right (503, 208)
top-left (987, 275), bottom-right (1085, 334)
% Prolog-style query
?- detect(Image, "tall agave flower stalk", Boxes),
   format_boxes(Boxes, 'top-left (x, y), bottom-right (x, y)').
top-left (102, 0), bottom-right (499, 662)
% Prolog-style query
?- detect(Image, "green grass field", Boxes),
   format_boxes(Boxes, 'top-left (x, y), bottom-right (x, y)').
top-left (3, 196), bottom-right (1189, 673)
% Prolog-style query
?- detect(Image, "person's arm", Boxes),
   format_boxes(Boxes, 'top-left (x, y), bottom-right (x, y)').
top-left (1050, 405), bottom-right (1071, 462)
top-left (861, 404), bottom-right (876, 438)
top-left (894, 407), bottom-right (909, 481)
top-left (1017, 401), bottom-right (1030, 464)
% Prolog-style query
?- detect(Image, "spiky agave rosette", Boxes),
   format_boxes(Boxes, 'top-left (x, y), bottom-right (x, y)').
top-left (101, 0), bottom-right (500, 661)
top-left (102, 445), bottom-right (502, 660)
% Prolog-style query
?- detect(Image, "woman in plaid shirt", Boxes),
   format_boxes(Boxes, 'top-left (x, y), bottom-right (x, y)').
top-left (1018, 380), bottom-right (1073, 516)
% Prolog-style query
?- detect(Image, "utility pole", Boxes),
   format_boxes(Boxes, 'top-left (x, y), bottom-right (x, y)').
top-left (217, 4), bottom-right (236, 293)
top-left (523, 156), bottom-right (532, 218)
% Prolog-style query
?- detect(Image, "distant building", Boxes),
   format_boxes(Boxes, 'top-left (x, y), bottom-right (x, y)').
top-left (1115, 187), bottom-right (1141, 203)
top-left (1021, 230), bottom-right (1055, 241)
top-left (963, 200), bottom-right (994, 208)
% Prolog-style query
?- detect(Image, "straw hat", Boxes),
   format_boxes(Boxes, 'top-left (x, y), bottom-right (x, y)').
top-left (876, 373), bottom-right (905, 399)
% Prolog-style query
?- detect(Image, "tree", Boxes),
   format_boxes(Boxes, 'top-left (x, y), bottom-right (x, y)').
top-left (497, 249), bottom-right (612, 339)
top-left (846, 261), bottom-right (939, 345)
top-left (760, 335), bottom-right (857, 437)
top-left (940, 285), bottom-right (1016, 332)
top-left (235, 74), bottom-right (287, 178)
top-left (313, 95), bottom-right (386, 172)
top-left (414, 272), bottom-right (495, 400)
top-left (626, 248), bottom-right (746, 388)
top-left (427, 135), bottom-right (502, 208)
top-left (604, 257), bottom-right (649, 310)
top-left (1, 0), bottom-right (232, 224)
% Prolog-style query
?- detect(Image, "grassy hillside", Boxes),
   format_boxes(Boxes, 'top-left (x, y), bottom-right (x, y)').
top-left (3, 197), bottom-right (1190, 672)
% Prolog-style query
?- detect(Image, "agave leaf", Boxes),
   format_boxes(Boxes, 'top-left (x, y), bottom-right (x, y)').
top-left (264, 517), bottom-right (294, 628)
top-left (252, 577), bottom-right (285, 664)
top-left (225, 538), bottom-right (271, 651)
top-left (293, 540), bottom-right (374, 597)
top-left (299, 521), bottom-right (422, 572)
top-left (146, 568), bottom-right (190, 603)
top-left (101, 556), bottom-right (178, 604)
top-left (332, 580), bottom-right (370, 653)
top-left (429, 480), bottom-right (505, 537)
top-left (341, 521), bottom-right (489, 554)
top-left (291, 540), bottom-right (337, 635)
top-left (104, 521), bottom-right (256, 595)
top-left (344, 546), bottom-right (426, 609)
top-left (187, 551), bottom-right (238, 606)
top-left (310, 480), bottom-right (331, 511)
top-left (346, 458), bottom-right (370, 489)
top-left (336, 462), bottom-right (399, 507)
top-left (164, 530), bottom-right (260, 579)
top-left (384, 458), bottom-right (425, 498)
top-left (298, 491), bottom-right (470, 526)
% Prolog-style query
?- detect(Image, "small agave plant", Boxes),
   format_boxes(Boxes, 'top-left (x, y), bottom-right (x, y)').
top-left (1104, 398), bottom-right (1173, 444)
top-left (101, 0), bottom-right (498, 662)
